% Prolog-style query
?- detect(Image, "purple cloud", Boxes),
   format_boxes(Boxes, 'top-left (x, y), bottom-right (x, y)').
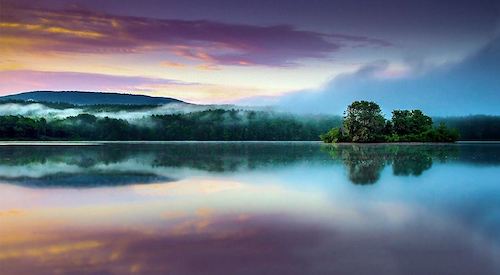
top-left (0, 70), bottom-right (194, 94)
top-left (1, 4), bottom-right (391, 67)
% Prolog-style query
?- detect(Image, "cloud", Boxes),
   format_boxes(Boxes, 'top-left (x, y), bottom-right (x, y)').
top-left (160, 61), bottom-right (187, 68)
top-left (0, 70), bottom-right (281, 103)
top-left (257, 37), bottom-right (500, 116)
top-left (1, 3), bottom-right (390, 67)
top-left (0, 98), bottom-right (270, 124)
top-left (0, 70), bottom-right (194, 94)
top-left (0, 103), bottom-right (83, 119)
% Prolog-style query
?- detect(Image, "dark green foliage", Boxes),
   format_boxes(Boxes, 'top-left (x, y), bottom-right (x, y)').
top-left (150, 110), bottom-right (341, 141)
top-left (320, 127), bottom-right (350, 143)
top-left (322, 101), bottom-right (459, 143)
top-left (343, 101), bottom-right (386, 142)
top-left (383, 120), bottom-right (393, 136)
top-left (0, 116), bottom-right (49, 139)
top-left (320, 128), bottom-right (341, 143)
top-left (434, 115), bottom-right (500, 141)
top-left (0, 109), bottom-right (341, 141)
top-left (392, 109), bottom-right (433, 136)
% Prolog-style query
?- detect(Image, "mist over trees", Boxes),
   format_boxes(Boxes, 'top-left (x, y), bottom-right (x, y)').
top-left (0, 109), bottom-right (341, 141)
top-left (0, 100), bottom-right (498, 141)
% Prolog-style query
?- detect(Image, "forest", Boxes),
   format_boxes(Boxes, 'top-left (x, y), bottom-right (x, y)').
top-left (0, 109), bottom-right (340, 141)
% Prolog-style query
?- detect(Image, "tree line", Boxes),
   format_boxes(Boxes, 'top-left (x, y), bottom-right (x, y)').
top-left (0, 109), bottom-right (341, 141)
top-left (434, 115), bottom-right (500, 141)
top-left (0, 103), bottom-right (498, 141)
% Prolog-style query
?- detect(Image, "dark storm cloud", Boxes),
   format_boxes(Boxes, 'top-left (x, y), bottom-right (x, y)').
top-left (0, 2), bottom-right (390, 67)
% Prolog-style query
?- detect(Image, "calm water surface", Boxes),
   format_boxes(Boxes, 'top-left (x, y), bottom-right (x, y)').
top-left (0, 142), bottom-right (499, 275)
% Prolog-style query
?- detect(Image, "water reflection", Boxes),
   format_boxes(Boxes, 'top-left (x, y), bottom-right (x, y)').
top-left (1, 142), bottom-right (500, 275)
top-left (2, 212), bottom-right (499, 275)
top-left (324, 145), bottom-right (459, 184)
top-left (0, 142), bottom-right (496, 186)
top-left (0, 143), bottom-right (326, 187)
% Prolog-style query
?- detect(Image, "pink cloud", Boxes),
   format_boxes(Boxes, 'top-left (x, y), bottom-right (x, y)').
top-left (2, 4), bottom-right (391, 67)
top-left (0, 70), bottom-right (194, 95)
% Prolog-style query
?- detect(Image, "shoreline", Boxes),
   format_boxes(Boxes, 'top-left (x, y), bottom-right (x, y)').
top-left (0, 140), bottom-right (498, 146)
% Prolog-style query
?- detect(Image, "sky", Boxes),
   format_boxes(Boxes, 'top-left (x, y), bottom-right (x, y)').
top-left (0, 0), bottom-right (499, 115)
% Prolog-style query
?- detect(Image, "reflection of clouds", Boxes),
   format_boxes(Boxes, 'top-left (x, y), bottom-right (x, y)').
top-left (0, 240), bottom-right (103, 261)
top-left (1, 144), bottom-right (500, 274)
top-left (161, 210), bottom-right (189, 220)
top-left (0, 209), bottom-right (24, 217)
top-left (0, 156), bottom-right (230, 187)
top-left (0, 158), bottom-right (180, 187)
top-left (1, 212), bottom-right (499, 275)
top-left (1, 175), bottom-right (500, 274)
top-left (0, 158), bottom-right (163, 179)
top-left (132, 179), bottom-right (245, 196)
top-left (0, 176), bottom-right (431, 230)
top-left (170, 216), bottom-right (213, 236)
top-left (92, 158), bottom-right (220, 179)
top-left (367, 202), bottom-right (414, 225)
top-left (0, 162), bottom-right (82, 178)
top-left (131, 178), bottom-right (339, 227)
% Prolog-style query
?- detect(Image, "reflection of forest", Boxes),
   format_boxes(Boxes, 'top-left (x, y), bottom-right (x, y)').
top-left (0, 142), bottom-right (325, 170)
top-left (323, 144), bottom-right (461, 184)
top-left (0, 143), bottom-right (326, 187)
top-left (0, 143), bottom-right (498, 187)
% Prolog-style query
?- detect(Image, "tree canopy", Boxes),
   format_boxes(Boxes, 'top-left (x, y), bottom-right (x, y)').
top-left (343, 101), bottom-right (386, 142)
top-left (321, 101), bottom-right (459, 143)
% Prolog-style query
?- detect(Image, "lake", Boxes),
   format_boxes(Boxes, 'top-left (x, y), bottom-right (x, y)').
top-left (0, 142), bottom-right (499, 275)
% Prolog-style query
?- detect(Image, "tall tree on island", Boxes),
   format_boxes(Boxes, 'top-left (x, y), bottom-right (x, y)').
top-left (343, 101), bottom-right (386, 142)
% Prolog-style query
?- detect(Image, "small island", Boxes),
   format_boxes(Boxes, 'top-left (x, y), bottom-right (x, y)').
top-left (320, 101), bottom-right (459, 143)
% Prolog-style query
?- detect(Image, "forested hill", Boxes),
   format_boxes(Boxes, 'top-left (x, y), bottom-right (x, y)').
top-left (0, 91), bottom-right (186, 105)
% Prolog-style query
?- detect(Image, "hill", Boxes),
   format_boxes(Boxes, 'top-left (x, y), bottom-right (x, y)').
top-left (0, 91), bottom-right (186, 105)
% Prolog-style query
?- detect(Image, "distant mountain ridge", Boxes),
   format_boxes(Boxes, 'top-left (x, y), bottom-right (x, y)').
top-left (0, 91), bottom-right (186, 105)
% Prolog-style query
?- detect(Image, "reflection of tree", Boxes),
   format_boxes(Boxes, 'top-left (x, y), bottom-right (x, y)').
top-left (327, 145), bottom-right (388, 184)
top-left (0, 143), bottom-right (479, 187)
top-left (324, 144), bottom-right (459, 185)
top-left (392, 148), bottom-right (433, 176)
top-left (347, 158), bottom-right (385, 185)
